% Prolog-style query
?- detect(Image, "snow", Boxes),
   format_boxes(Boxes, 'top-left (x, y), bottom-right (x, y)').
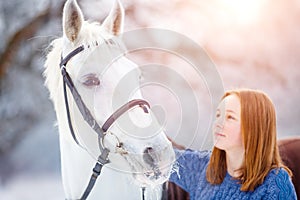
top-left (0, 174), bottom-right (64, 200)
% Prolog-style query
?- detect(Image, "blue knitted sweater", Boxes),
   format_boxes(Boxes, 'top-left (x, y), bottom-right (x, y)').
top-left (169, 149), bottom-right (297, 200)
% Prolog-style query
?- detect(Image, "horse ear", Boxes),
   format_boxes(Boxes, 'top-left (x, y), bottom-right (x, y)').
top-left (102, 0), bottom-right (124, 36)
top-left (62, 0), bottom-right (84, 42)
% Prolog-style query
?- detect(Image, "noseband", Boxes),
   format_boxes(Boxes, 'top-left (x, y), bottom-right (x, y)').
top-left (60, 45), bottom-right (150, 200)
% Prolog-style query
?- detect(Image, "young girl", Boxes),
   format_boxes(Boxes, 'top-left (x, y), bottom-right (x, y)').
top-left (170, 89), bottom-right (297, 199)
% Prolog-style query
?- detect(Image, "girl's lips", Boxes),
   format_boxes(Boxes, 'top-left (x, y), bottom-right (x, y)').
top-left (215, 132), bottom-right (225, 137)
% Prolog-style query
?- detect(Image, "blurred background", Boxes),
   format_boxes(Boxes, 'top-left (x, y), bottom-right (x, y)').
top-left (0, 0), bottom-right (299, 199)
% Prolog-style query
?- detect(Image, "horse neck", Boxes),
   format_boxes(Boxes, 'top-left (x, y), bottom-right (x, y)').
top-left (59, 130), bottom-right (94, 198)
top-left (44, 38), bottom-right (64, 108)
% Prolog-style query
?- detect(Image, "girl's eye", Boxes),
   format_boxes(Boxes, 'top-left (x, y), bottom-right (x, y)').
top-left (227, 115), bottom-right (235, 120)
top-left (82, 74), bottom-right (100, 87)
top-left (216, 113), bottom-right (220, 118)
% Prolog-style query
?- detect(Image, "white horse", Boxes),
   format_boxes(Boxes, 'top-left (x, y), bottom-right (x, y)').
top-left (44, 0), bottom-right (175, 199)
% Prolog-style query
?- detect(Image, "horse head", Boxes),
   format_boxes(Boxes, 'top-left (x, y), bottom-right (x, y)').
top-left (44, 0), bottom-right (175, 194)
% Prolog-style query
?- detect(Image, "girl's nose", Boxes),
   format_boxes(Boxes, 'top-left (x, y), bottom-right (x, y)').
top-left (216, 122), bottom-right (224, 128)
top-left (214, 115), bottom-right (225, 129)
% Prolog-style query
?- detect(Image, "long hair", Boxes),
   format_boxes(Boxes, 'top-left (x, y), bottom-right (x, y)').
top-left (206, 89), bottom-right (292, 191)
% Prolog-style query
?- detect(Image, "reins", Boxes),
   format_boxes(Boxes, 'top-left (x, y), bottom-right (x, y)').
top-left (59, 45), bottom-right (150, 200)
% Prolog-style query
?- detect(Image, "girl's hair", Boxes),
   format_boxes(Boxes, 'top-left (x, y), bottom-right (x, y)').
top-left (206, 89), bottom-right (292, 191)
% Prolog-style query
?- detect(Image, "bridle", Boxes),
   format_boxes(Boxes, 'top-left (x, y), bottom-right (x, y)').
top-left (59, 45), bottom-right (151, 200)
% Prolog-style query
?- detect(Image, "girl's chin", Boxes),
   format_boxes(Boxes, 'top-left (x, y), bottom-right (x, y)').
top-left (213, 140), bottom-right (225, 150)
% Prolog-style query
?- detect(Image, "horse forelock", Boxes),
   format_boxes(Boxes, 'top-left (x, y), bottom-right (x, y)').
top-left (63, 21), bottom-right (125, 55)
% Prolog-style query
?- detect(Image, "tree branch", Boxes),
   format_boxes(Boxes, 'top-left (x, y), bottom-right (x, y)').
top-left (0, 6), bottom-right (51, 78)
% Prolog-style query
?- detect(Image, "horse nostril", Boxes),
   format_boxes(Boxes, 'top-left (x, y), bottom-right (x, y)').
top-left (143, 147), bottom-right (162, 178)
top-left (144, 147), bottom-right (154, 154)
top-left (143, 147), bottom-right (155, 166)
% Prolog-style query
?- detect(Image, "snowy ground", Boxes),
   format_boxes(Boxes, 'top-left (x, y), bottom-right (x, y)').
top-left (0, 113), bottom-right (64, 199)
top-left (0, 174), bottom-right (64, 200)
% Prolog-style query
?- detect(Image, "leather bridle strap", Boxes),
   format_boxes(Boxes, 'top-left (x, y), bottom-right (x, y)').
top-left (60, 46), bottom-right (151, 151)
top-left (60, 45), bottom-right (85, 146)
top-left (60, 45), bottom-right (151, 200)
top-left (102, 99), bottom-right (150, 132)
top-left (60, 46), bottom-right (111, 200)
top-left (61, 67), bottom-right (106, 144)
top-left (60, 46), bottom-right (107, 150)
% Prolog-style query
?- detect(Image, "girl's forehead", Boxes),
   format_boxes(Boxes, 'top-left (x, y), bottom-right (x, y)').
top-left (218, 94), bottom-right (241, 112)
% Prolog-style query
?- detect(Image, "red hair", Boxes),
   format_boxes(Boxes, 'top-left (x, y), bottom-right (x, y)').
top-left (206, 89), bottom-right (292, 191)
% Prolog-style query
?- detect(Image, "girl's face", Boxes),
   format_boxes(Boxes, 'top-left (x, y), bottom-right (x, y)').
top-left (213, 94), bottom-right (243, 152)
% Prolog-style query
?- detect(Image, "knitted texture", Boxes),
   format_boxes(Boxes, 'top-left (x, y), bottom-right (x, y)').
top-left (170, 149), bottom-right (297, 200)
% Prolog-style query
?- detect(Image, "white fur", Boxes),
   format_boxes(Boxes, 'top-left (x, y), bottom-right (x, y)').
top-left (44, 0), bottom-right (174, 199)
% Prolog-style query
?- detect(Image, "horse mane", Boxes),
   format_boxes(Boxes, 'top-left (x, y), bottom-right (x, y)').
top-left (44, 38), bottom-right (63, 107)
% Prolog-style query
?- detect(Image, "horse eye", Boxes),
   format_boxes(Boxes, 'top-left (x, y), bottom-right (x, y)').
top-left (82, 74), bottom-right (100, 87)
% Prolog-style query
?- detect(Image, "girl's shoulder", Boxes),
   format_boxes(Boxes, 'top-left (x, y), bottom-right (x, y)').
top-left (267, 168), bottom-right (292, 183)
top-left (263, 168), bottom-right (297, 200)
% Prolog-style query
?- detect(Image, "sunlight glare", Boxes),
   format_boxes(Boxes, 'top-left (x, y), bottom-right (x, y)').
top-left (220, 0), bottom-right (266, 24)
